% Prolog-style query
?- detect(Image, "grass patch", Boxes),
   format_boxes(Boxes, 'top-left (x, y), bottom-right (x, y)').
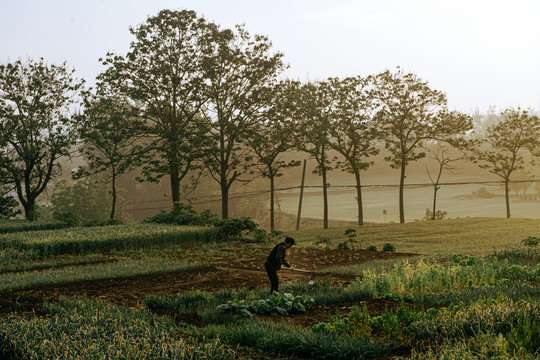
top-left (202, 320), bottom-right (391, 360)
top-left (0, 259), bottom-right (207, 291)
top-left (0, 298), bottom-right (236, 359)
top-left (291, 217), bottom-right (540, 257)
top-left (0, 223), bottom-right (220, 257)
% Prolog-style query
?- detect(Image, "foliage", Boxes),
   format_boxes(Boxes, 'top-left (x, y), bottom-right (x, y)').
top-left (522, 236), bottom-right (540, 247)
top-left (79, 90), bottom-right (145, 219)
top-left (372, 67), bottom-right (472, 223)
top-left (0, 186), bottom-right (20, 219)
top-left (366, 245), bottom-right (377, 252)
top-left (0, 298), bottom-right (235, 359)
top-left (313, 235), bottom-right (332, 248)
top-left (217, 292), bottom-right (315, 318)
top-left (52, 211), bottom-right (80, 227)
top-left (203, 23), bottom-right (286, 220)
top-left (50, 177), bottom-right (112, 221)
top-left (144, 201), bottom-right (218, 226)
top-left (0, 219), bottom-right (69, 234)
top-left (202, 320), bottom-right (391, 360)
top-left (98, 10), bottom-right (217, 203)
top-left (313, 304), bottom-right (373, 339)
top-left (246, 80), bottom-right (302, 231)
top-left (0, 259), bottom-right (205, 291)
top-left (470, 107), bottom-right (540, 218)
top-left (327, 76), bottom-right (380, 226)
top-left (338, 228), bottom-right (360, 249)
top-left (0, 58), bottom-right (84, 220)
top-left (215, 217), bottom-right (261, 241)
top-left (382, 243), bottom-right (395, 252)
top-left (423, 208), bottom-right (448, 221)
top-left (405, 298), bottom-right (540, 351)
top-left (0, 223), bottom-right (220, 257)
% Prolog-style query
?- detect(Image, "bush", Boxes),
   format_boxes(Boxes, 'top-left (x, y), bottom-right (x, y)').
top-left (52, 211), bottom-right (80, 226)
top-left (366, 245), bottom-right (377, 252)
top-left (522, 236), bottom-right (539, 247)
top-left (144, 202), bottom-right (218, 226)
top-left (215, 217), bottom-right (259, 241)
top-left (0, 189), bottom-right (20, 219)
top-left (423, 208), bottom-right (448, 221)
top-left (382, 243), bottom-right (395, 252)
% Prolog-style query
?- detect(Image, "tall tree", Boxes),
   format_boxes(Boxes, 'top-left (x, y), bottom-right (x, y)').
top-left (471, 108), bottom-right (540, 218)
top-left (327, 76), bottom-right (380, 226)
top-left (373, 67), bottom-right (472, 223)
top-left (0, 58), bottom-right (83, 220)
top-left (296, 81), bottom-right (335, 229)
top-left (98, 9), bottom-right (216, 204)
top-left (79, 90), bottom-right (145, 219)
top-left (246, 80), bottom-right (301, 231)
top-left (203, 25), bottom-right (285, 219)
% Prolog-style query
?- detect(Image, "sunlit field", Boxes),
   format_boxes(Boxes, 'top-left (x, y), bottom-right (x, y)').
top-left (277, 181), bottom-right (540, 224)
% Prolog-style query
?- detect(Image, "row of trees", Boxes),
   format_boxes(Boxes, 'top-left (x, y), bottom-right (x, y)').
top-left (1, 9), bottom-right (539, 228)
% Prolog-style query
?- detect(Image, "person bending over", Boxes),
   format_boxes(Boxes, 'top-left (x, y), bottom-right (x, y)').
top-left (264, 236), bottom-right (295, 294)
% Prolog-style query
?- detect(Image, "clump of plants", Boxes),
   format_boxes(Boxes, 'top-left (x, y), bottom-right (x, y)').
top-left (522, 236), bottom-right (539, 247)
top-left (366, 245), bottom-right (377, 252)
top-left (217, 292), bottom-right (314, 318)
top-left (313, 235), bottom-right (332, 250)
top-left (144, 202), bottom-right (267, 242)
top-left (337, 228), bottom-right (360, 250)
top-left (382, 243), bottom-right (396, 252)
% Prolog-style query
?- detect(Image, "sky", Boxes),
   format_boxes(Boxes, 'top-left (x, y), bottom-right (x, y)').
top-left (1, 0), bottom-right (540, 114)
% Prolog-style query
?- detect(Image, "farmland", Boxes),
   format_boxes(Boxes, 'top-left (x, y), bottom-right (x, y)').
top-left (0, 218), bottom-right (539, 359)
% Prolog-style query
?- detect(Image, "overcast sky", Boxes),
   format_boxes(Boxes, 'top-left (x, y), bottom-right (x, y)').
top-left (2, 0), bottom-right (539, 113)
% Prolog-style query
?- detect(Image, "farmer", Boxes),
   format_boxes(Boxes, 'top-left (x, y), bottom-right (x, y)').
top-left (264, 236), bottom-right (295, 294)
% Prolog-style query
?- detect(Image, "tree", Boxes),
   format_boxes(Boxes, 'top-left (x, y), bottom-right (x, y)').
top-left (0, 58), bottom-right (84, 220)
top-left (203, 25), bottom-right (285, 219)
top-left (79, 91), bottom-right (145, 219)
top-left (51, 177), bottom-right (111, 221)
top-left (372, 67), bottom-right (472, 223)
top-left (425, 143), bottom-right (462, 220)
top-left (98, 9), bottom-right (216, 204)
top-left (471, 108), bottom-right (540, 218)
top-left (295, 80), bottom-right (337, 229)
top-left (246, 80), bottom-right (301, 231)
top-left (327, 76), bottom-right (380, 226)
top-left (0, 185), bottom-right (20, 219)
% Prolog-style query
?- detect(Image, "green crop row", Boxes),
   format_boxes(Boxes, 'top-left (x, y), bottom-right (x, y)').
top-left (0, 298), bottom-right (236, 359)
top-left (349, 257), bottom-right (540, 298)
top-left (0, 259), bottom-right (206, 291)
top-left (0, 223), bottom-right (220, 257)
top-left (202, 320), bottom-right (391, 360)
top-left (0, 219), bottom-right (69, 234)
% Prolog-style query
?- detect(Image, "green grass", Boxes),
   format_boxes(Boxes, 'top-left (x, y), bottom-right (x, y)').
top-left (0, 219), bottom-right (68, 234)
top-left (0, 223), bottom-right (220, 257)
top-left (0, 259), bottom-right (207, 291)
top-left (291, 217), bottom-right (540, 257)
top-left (0, 298), bottom-right (236, 359)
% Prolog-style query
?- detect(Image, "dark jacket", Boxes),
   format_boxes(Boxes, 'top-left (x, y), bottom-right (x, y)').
top-left (265, 242), bottom-right (290, 270)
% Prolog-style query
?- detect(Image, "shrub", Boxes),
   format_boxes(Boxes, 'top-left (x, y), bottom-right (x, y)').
top-left (522, 236), bottom-right (540, 247)
top-left (382, 243), bottom-right (395, 252)
top-left (144, 202), bottom-right (218, 226)
top-left (52, 211), bottom-right (80, 226)
top-left (366, 245), bottom-right (377, 252)
top-left (0, 188), bottom-right (20, 219)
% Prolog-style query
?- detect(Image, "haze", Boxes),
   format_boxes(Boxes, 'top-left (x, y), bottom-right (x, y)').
top-left (2, 0), bottom-right (539, 113)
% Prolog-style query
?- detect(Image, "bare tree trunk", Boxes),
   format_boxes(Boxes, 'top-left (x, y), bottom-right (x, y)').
top-left (354, 168), bottom-right (364, 226)
top-left (221, 181), bottom-right (229, 219)
top-left (505, 179), bottom-right (511, 218)
top-left (432, 185), bottom-right (439, 221)
top-left (399, 163), bottom-right (406, 223)
top-left (110, 174), bottom-right (117, 219)
top-left (322, 167), bottom-right (328, 229)
top-left (270, 174), bottom-right (275, 232)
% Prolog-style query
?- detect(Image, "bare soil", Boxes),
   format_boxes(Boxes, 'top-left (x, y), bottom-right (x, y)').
top-left (0, 247), bottom-right (415, 327)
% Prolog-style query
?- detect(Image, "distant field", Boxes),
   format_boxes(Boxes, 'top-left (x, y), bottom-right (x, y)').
top-left (277, 181), bottom-right (540, 224)
top-left (290, 217), bottom-right (540, 258)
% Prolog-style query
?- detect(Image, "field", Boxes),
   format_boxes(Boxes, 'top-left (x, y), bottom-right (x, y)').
top-left (0, 218), bottom-right (539, 359)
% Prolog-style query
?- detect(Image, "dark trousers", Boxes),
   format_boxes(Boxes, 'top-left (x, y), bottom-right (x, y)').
top-left (264, 261), bottom-right (279, 293)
